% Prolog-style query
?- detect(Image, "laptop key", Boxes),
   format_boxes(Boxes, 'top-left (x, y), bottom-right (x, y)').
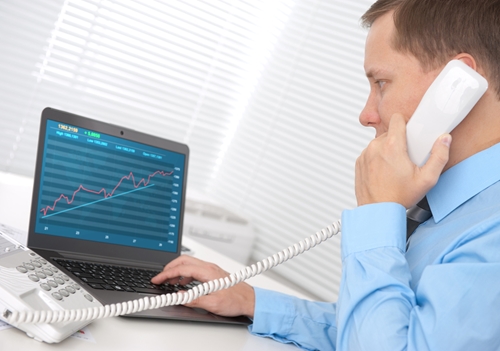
top-left (73, 272), bottom-right (93, 278)
top-left (88, 283), bottom-right (104, 290)
top-left (133, 287), bottom-right (169, 295)
top-left (81, 277), bottom-right (106, 284)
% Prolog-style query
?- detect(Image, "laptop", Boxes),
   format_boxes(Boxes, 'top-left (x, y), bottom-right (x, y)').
top-left (27, 107), bottom-right (250, 324)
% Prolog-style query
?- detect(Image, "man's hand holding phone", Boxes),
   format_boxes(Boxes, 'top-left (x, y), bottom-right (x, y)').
top-left (355, 113), bottom-right (451, 209)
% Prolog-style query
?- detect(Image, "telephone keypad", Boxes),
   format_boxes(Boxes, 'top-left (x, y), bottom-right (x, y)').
top-left (16, 256), bottom-right (87, 304)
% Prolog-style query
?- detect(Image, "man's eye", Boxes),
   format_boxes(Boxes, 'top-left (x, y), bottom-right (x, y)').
top-left (376, 80), bottom-right (386, 89)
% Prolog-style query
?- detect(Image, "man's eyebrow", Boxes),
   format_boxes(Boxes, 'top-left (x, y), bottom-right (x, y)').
top-left (365, 68), bottom-right (387, 79)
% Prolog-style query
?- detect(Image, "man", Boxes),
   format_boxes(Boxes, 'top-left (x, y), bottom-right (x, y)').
top-left (152, 0), bottom-right (500, 349)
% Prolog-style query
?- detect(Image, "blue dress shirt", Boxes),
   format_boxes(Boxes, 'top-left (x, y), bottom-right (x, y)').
top-left (249, 142), bottom-right (500, 350)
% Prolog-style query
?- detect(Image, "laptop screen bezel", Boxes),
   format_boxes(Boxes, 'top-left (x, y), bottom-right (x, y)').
top-left (27, 107), bottom-right (189, 267)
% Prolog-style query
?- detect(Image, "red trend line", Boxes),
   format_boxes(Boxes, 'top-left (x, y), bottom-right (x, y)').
top-left (40, 170), bottom-right (173, 216)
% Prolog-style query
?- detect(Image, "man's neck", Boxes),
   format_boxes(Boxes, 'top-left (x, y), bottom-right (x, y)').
top-left (445, 90), bottom-right (500, 171)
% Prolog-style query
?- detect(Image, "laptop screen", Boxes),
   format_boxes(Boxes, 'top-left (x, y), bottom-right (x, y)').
top-left (28, 108), bottom-right (189, 266)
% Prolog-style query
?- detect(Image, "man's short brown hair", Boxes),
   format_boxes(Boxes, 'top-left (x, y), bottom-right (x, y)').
top-left (361, 0), bottom-right (500, 98)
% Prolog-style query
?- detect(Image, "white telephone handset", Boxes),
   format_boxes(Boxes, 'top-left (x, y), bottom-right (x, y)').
top-left (406, 60), bottom-right (488, 166)
top-left (0, 61), bottom-right (489, 345)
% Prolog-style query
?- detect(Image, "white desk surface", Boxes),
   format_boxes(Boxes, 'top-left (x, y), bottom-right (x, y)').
top-left (0, 172), bottom-right (304, 350)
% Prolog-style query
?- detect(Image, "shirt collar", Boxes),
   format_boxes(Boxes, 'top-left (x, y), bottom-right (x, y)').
top-left (427, 142), bottom-right (500, 222)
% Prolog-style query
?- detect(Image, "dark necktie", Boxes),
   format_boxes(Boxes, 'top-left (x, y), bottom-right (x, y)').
top-left (406, 197), bottom-right (432, 241)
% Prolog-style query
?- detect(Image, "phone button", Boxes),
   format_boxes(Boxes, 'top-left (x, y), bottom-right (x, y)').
top-left (16, 266), bottom-right (28, 273)
top-left (59, 289), bottom-right (70, 298)
top-left (28, 274), bottom-right (40, 282)
top-left (47, 280), bottom-right (58, 288)
top-left (36, 271), bottom-right (47, 279)
top-left (51, 292), bottom-right (63, 301)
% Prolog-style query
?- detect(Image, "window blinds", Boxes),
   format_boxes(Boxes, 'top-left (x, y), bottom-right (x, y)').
top-left (208, 0), bottom-right (375, 301)
top-left (0, 0), bottom-right (375, 301)
top-left (0, 0), bottom-right (294, 189)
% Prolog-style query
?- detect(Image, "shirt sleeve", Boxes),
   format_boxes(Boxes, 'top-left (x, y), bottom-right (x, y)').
top-left (337, 202), bottom-right (500, 350)
top-left (249, 287), bottom-right (338, 351)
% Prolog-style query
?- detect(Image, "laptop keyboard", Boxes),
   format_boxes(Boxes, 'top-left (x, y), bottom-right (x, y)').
top-left (53, 258), bottom-right (199, 295)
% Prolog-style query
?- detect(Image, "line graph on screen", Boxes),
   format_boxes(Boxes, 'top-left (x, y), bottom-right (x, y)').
top-left (37, 134), bottom-right (180, 240)
top-left (40, 170), bottom-right (174, 218)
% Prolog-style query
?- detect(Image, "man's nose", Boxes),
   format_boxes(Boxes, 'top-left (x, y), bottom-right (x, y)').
top-left (359, 96), bottom-right (380, 128)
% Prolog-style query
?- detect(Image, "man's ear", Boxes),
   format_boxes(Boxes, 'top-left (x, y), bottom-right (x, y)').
top-left (453, 53), bottom-right (477, 71)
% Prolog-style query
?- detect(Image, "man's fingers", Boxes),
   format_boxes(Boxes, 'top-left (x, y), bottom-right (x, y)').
top-left (151, 265), bottom-right (203, 285)
top-left (151, 257), bottom-right (229, 286)
top-left (386, 113), bottom-right (407, 144)
top-left (152, 256), bottom-right (206, 284)
top-left (420, 133), bottom-right (451, 187)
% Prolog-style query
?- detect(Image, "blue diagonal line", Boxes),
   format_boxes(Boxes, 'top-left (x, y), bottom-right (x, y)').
top-left (42, 184), bottom-right (155, 219)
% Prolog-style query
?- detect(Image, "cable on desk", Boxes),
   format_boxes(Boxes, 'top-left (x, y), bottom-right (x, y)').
top-left (6, 220), bottom-right (341, 325)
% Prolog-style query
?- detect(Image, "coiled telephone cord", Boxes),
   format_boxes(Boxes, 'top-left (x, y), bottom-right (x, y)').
top-left (7, 220), bottom-right (341, 325)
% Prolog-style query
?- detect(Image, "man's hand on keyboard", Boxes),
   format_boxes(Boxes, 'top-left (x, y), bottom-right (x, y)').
top-left (151, 256), bottom-right (255, 318)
